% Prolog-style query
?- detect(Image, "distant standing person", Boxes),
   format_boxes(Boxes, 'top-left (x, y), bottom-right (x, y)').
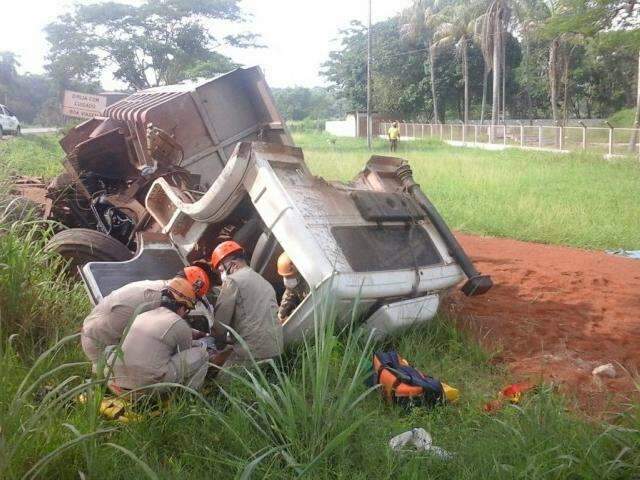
top-left (388, 122), bottom-right (400, 152)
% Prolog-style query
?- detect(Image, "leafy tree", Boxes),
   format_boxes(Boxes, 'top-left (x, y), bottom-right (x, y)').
top-left (45, 0), bottom-right (258, 90)
top-left (0, 51), bottom-right (20, 103)
top-left (272, 87), bottom-right (346, 121)
top-left (322, 18), bottom-right (430, 119)
top-left (321, 22), bottom-right (369, 112)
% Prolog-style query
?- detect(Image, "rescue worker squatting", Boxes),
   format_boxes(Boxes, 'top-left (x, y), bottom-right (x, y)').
top-left (80, 265), bottom-right (210, 372)
top-left (211, 241), bottom-right (283, 364)
top-left (108, 277), bottom-right (212, 393)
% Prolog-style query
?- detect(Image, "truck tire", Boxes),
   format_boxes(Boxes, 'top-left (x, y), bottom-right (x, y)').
top-left (45, 228), bottom-right (133, 273)
top-left (0, 125), bottom-right (3, 139)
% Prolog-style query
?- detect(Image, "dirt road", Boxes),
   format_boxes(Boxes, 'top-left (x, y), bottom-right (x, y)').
top-left (449, 233), bottom-right (640, 412)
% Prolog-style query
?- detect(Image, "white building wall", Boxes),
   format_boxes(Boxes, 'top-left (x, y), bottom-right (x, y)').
top-left (325, 115), bottom-right (356, 137)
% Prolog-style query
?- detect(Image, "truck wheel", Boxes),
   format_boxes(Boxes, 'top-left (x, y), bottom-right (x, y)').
top-left (45, 228), bottom-right (133, 273)
top-left (0, 125), bottom-right (3, 139)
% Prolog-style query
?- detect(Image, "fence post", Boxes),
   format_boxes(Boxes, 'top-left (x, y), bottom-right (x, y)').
top-left (559, 125), bottom-right (564, 151)
top-left (579, 121), bottom-right (587, 151)
top-left (606, 121), bottom-right (614, 156)
top-left (462, 122), bottom-right (466, 143)
top-left (520, 122), bottom-right (524, 147)
top-left (440, 124), bottom-right (444, 140)
top-left (421, 124), bottom-right (424, 138)
top-left (474, 125), bottom-right (478, 144)
top-left (538, 125), bottom-right (543, 148)
top-left (503, 124), bottom-right (507, 146)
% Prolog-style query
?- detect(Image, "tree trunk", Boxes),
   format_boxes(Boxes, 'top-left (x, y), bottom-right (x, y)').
top-left (502, 32), bottom-right (506, 122)
top-left (429, 45), bottom-right (439, 124)
top-left (549, 39), bottom-right (559, 125)
top-left (490, 23), bottom-right (502, 142)
top-left (462, 36), bottom-right (469, 124)
top-left (480, 66), bottom-right (489, 124)
top-left (562, 51), bottom-right (570, 126)
top-left (630, 49), bottom-right (640, 151)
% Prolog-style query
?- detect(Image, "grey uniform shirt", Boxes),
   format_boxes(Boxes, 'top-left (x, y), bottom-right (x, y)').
top-left (214, 266), bottom-right (283, 361)
top-left (81, 280), bottom-right (166, 361)
top-left (111, 306), bottom-right (201, 389)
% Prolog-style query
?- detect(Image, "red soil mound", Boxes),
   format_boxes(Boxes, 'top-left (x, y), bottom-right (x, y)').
top-left (448, 233), bottom-right (640, 413)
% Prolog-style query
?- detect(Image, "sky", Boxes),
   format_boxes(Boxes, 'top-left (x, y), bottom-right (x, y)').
top-left (1, 0), bottom-right (412, 90)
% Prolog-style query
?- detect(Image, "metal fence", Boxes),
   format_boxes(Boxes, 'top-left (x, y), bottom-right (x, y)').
top-left (380, 122), bottom-right (640, 158)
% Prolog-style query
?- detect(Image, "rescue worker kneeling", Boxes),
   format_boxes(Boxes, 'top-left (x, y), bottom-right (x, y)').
top-left (81, 265), bottom-right (210, 372)
top-left (276, 253), bottom-right (309, 324)
top-left (210, 241), bottom-right (283, 364)
top-left (107, 277), bottom-right (211, 393)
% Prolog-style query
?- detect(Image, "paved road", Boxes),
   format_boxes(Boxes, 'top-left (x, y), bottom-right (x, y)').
top-left (0, 127), bottom-right (58, 141)
top-left (22, 127), bottom-right (59, 134)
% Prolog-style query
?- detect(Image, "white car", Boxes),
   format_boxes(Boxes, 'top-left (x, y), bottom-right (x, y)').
top-left (0, 104), bottom-right (21, 137)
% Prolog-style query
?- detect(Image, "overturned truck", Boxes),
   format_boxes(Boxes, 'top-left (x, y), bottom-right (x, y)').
top-left (47, 66), bottom-right (491, 341)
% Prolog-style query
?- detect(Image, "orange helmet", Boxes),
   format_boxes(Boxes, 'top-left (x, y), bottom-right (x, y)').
top-left (183, 266), bottom-right (210, 297)
top-left (166, 277), bottom-right (197, 309)
top-left (277, 252), bottom-right (296, 277)
top-left (211, 240), bottom-right (243, 269)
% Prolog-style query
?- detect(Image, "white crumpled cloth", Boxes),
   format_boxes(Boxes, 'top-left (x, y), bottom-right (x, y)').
top-left (388, 428), bottom-right (453, 459)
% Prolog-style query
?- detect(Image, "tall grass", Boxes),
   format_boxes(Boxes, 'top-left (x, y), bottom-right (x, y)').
top-left (0, 216), bottom-right (87, 352)
top-left (218, 292), bottom-right (377, 476)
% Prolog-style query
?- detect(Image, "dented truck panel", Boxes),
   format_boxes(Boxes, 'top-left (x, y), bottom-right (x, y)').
top-left (142, 141), bottom-right (468, 340)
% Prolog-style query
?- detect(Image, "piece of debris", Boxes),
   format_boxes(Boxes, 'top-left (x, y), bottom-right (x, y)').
top-left (591, 363), bottom-right (617, 378)
top-left (483, 382), bottom-right (536, 412)
top-left (389, 428), bottom-right (452, 459)
top-left (606, 249), bottom-right (640, 260)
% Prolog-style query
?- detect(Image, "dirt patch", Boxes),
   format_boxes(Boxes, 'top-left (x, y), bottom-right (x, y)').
top-left (448, 233), bottom-right (640, 413)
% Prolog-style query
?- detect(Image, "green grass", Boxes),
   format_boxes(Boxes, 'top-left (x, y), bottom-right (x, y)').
top-left (0, 134), bottom-right (64, 180)
top-left (295, 132), bottom-right (640, 250)
top-left (608, 108), bottom-right (637, 128)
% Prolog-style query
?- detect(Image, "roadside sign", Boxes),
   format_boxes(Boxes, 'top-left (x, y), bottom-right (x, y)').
top-left (62, 90), bottom-right (107, 119)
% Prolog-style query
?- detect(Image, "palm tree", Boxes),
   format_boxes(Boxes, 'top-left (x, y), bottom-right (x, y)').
top-left (402, 0), bottom-right (446, 123)
top-left (477, 0), bottom-right (512, 139)
top-left (432, 1), bottom-right (485, 124)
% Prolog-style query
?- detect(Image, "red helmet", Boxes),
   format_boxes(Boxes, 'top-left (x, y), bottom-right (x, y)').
top-left (211, 240), bottom-right (244, 269)
top-left (183, 266), bottom-right (210, 297)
